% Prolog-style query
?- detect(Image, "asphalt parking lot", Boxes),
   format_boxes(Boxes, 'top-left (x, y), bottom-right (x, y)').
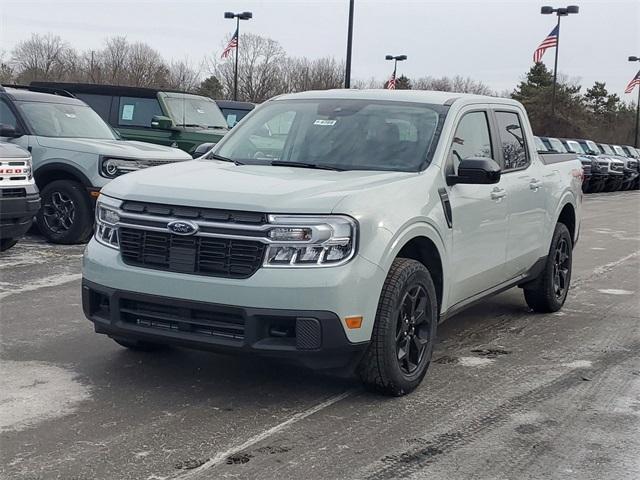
top-left (1, 191), bottom-right (639, 480)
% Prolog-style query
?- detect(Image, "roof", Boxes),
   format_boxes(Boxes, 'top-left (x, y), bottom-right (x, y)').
top-left (272, 89), bottom-right (522, 108)
top-left (31, 81), bottom-right (198, 99)
top-left (215, 100), bottom-right (256, 110)
top-left (1, 87), bottom-right (86, 105)
top-left (0, 142), bottom-right (30, 159)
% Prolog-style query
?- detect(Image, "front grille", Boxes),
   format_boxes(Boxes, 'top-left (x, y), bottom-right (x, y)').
top-left (119, 297), bottom-right (245, 341)
top-left (0, 188), bottom-right (26, 198)
top-left (120, 227), bottom-right (266, 278)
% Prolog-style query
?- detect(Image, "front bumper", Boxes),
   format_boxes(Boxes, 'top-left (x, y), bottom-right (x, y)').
top-left (83, 279), bottom-right (367, 369)
top-left (0, 187), bottom-right (40, 240)
top-left (82, 238), bottom-right (387, 349)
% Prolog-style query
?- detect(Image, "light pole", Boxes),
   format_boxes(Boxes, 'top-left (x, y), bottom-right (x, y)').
top-left (385, 55), bottom-right (407, 88)
top-left (629, 56), bottom-right (640, 148)
top-left (344, 0), bottom-right (355, 88)
top-left (540, 5), bottom-right (579, 116)
top-left (224, 11), bottom-right (252, 101)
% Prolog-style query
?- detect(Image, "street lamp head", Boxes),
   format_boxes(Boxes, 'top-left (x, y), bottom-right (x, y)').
top-left (397, 55), bottom-right (407, 61)
top-left (224, 11), bottom-right (235, 18)
top-left (629, 56), bottom-right (640, 62)
top-left (385, 55), bottom-right (394, 60)
top-left (566, 5), bottom-right (579, 14)
top-left (240, 11), bottom-right (253, 20)
top-left (540, 6), bottom-right (554, 14)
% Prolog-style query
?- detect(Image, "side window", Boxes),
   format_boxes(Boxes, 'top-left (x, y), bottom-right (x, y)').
top-left (118, 97), bottom-right (163, 127)
top-left (449, 111), bottom-right (492, 174)
top-left (77, 93), bottom-right (112, 122)
top-left (0, 100), bottom-right (18, 129)
top-left (495, 111), bottom-right (529, 171)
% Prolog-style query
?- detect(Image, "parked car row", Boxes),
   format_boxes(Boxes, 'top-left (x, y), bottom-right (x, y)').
top-left (535, 136), bottom-right (639, 193)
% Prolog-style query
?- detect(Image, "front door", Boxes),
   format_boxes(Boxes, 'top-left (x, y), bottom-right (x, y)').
top-left (446, 109), bottom-right (508, 306)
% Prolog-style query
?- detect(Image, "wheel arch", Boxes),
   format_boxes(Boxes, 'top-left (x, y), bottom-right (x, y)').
top-left (34, 163), bottom-right (93, 190)
top-left (381, 223), bottom-right (447, 314)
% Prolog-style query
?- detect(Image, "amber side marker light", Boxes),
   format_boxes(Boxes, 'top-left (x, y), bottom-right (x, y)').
top-left (345, 316), bottom-right (363, 329)
top-left (89, 190), bottom-right (101, 199)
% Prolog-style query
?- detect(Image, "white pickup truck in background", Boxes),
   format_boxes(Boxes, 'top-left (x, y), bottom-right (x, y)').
top-left (82, 90), bottom-right (582, 396)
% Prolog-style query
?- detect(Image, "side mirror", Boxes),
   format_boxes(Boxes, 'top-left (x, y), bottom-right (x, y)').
top-left (0, 124), bottom-right (22, 138)
top-left (447, 157), bottom-right (501, 186)
top-left (151, 115), bottom-right (173, 130)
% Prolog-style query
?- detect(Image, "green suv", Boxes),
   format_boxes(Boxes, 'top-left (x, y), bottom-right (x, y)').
top-left (31, 82), bottom-right (228, 156)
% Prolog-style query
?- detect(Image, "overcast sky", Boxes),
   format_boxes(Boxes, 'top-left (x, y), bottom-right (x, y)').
top-left (1, 0), bottom-right (638, 97)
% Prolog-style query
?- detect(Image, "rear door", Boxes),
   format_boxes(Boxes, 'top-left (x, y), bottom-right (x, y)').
top-left (445, 107), bottom-right (508, 306)
top-left (493, 108), bottom-right (547, 277)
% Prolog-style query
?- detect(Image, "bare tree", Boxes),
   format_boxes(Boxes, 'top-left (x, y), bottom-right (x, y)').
top-left (215, 33), bottom-right (286, 102)
top-left (101, 36), bottom-right (130, 84)
top-left (166, 59), bottom-right (201, 92)
top-left (282, 56), bottom-right (344, 92)
top-left (12, 33), bottom-right (71, 82)
top-left (0, 50), bottom-right (14, 83)
top-left (413, 75), bottom-right (494, 95)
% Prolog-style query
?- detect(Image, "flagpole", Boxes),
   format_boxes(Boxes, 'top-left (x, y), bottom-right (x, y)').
top-left (635, 86), bottom-right (639, 147)
top-left (551, 15), bottom-right (560, 117)
top-left (234, 17), bottom-right (240, 101)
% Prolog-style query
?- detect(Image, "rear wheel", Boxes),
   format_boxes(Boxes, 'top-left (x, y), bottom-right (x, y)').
top-left (357, 258), bottom-right (438, 396)
top-left (0, 238), bottom-right (18, 252)
top-left (36, 180), bottom-right (93, 244)
top-left (524, 223), bottom-right (572, 313)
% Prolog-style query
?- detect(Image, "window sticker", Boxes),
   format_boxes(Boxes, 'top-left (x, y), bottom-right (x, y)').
top-left (122, 104), bottom-right (135, 121)
top-left (313, 119), bottom-right (337, 126)
top-left (227, 114), bottom-right (237, 127)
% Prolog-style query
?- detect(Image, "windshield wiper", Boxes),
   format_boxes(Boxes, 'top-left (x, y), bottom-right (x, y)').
top-left (207, 125), bottom-right (228, 130)
top-left (177, 123), bottom-right (206, 128)
top-left (208, 153), bottom-right (244, 165)
top-left (269, 161), bottom-right (345, 171)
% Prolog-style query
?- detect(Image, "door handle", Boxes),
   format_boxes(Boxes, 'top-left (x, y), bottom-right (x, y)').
top-left (529, 179), bottom-right (543, 191)
top-left (490, 188), bottom-right (507, 201)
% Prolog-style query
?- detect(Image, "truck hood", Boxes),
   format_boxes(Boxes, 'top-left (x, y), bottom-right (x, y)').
top-left (101, 159), bottom-right (414, 213)
top-left (36, 137), bottom-right (191, 160)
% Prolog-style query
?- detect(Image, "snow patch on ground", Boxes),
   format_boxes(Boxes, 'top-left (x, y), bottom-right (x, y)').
top-left (0, 360), bottom-right (91, 432)
top-left (597, 288), bottom-right (634, 295)
top-left (0, 273), bottom-right (81, 299)
top-left (458, 356), bottom-right (495, 367)
top-left (561, 360), bottom-right (593, 369)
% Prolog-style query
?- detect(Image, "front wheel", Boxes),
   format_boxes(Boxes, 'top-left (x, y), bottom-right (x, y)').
top-left (36, 180), bottom-right (93, 244)
top-left (524, 223), bottom-right (572, 313)
top-left (357, 258), bottom-right (438, 396)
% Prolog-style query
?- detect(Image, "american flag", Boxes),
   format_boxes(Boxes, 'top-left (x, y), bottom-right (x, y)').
top-left (221, 29), bottom-right (238, 59)
top-left (533, 25), bottom-right (559, 63)
top-left (625, 70), bottom-right (640, 94)
top-left (387, 72), bottom-right (396, 90)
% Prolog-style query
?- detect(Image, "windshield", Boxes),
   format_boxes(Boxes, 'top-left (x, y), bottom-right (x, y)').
top-left (17, 101), bottom-right (117, 139)
top-left (164, 95), bottom-right (228, 129)
top-left (534, 136), bottom-right (547, 152)
top-left (584, 140), bottom-right (600, 155)
top-left (600, 144), bottom-right (614, 155)
top-left (567, 140), bottom-right (585, 154)
top-left (623, 146), bottom-right (639, 158)
top-left (548, 138), bottom-right (567, 153)
top-left (612, 145), bottom-right (627, 157)
top-left (213, 99), bottom-right (447, 172)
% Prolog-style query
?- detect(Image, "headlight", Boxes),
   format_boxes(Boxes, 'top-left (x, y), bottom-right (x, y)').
top-left (24, 156), bottom-right (33, 180)
top-left (264, 215), bottom-right (357, 267)
top-left (95, 197), bottom-right (121, 249)
top-left (100, 157), bottom-right (141, 178)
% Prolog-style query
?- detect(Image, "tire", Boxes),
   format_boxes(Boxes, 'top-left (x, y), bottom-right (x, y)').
top-left (112, 336), bottom-right (166, 352)
top-left (0, 238), bottom-right (18, 252)
top-left (357, 258), bottom-right (438, 396)
top-left (36, 180), bottom-right (93, 244)
top-left (524, 223), bottom-right (572, 313)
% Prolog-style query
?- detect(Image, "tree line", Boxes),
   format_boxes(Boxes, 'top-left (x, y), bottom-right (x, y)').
top-left (1, 33), bottom-right (636, 145)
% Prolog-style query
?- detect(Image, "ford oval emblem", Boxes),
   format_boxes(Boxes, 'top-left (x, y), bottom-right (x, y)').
top-left (167, 220), bottom-right (199, 236)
